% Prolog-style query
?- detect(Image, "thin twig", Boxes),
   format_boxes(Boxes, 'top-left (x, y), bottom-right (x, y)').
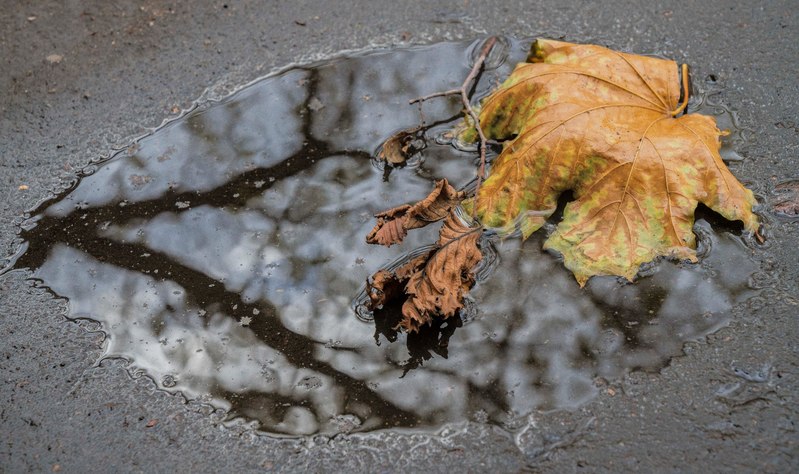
top-left (409, 36), bottom-right (499, 217)
top-left (410, 88), bottom-right (461, 103)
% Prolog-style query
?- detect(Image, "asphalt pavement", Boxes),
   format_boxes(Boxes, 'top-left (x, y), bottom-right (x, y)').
top-left (1, 1), bottom-right (797, 472)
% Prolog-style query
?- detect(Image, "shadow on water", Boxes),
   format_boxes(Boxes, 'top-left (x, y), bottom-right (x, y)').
top-left (3, 38), bottom-right (761, 436)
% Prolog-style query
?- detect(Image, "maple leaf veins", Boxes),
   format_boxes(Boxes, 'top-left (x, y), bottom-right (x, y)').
top-left (470, 39), bottom-right (759, 285)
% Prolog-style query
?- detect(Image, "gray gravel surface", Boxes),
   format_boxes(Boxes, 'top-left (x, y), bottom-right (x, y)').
top-left (1, 1), bottom-right (797, 472)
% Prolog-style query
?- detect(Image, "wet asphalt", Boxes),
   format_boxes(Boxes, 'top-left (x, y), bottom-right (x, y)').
top-left (1, 1), bottom-right (797, 472)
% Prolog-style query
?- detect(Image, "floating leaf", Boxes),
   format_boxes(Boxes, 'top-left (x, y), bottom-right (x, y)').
top-left (471, 39), bottom-right (759, 285)
top-left (376, 127), bottom-right (425, 166)
top-left (400, 214), bottom-right (483, 331)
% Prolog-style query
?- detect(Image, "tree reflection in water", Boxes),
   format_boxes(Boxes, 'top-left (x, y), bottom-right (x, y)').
top-left (6, 38), bottom-right (759, 436)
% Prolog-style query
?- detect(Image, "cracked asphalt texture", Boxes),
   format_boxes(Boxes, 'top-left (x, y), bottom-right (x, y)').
top-left (1, 1), bottom-right (797, 472)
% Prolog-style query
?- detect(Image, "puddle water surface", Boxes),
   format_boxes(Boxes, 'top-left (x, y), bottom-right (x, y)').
top-left (5, 39), bottom-right (761, 436)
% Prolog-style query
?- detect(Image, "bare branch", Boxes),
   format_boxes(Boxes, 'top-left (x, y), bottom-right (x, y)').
top-left (408, 36), bottom-right (499, 216)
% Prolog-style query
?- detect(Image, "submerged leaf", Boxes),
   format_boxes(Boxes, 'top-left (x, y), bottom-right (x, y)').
top-left (471, 39), bottom-right (759, 285)
top-left (366, 179), bottom-right (467, 246)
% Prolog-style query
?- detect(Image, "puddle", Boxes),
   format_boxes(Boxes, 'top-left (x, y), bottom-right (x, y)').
top-left (4, 38), bottom-right (761, 436)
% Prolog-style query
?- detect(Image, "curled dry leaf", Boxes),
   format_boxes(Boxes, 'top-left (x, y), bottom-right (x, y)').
top-left (470, 39), bottom-right (759, 285)
top-left (366, 179), bottom-right (466, 246)
top-left (366, 252), bottom-right (430, 310)
top-left (366, 213), bottom-right (483, 332)
top-left (376, 127), bottom-right (425, 166)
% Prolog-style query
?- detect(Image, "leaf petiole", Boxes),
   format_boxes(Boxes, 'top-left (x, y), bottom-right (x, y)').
top-left (670, 63), bottom-right (690, 116)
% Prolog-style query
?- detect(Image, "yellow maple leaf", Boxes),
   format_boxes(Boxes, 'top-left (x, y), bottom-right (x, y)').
top-left (472, 39), bottom-right (759, 285)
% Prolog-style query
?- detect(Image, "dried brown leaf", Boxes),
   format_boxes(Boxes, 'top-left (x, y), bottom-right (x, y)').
top-left (366, 212), bottom-right (483, 333)
top-left (365, 252), bottom-right (430, 310)
top-left (366, 179), bottom-right (467, 246)
top-left (400, 214), bottom-right (482, 332)
top-left (377, 127), bottom-right (424, 165)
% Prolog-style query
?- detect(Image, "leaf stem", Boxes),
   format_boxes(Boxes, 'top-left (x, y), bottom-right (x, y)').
top-left (670, 63), bottom-right (690, 116)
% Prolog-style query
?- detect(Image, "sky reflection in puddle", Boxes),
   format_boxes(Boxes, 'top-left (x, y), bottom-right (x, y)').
top-left (8, 38), bottom-right (759, 436)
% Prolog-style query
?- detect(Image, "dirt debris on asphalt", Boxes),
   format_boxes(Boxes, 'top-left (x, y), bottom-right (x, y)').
top-left (1, 1), bottom-right (797, 472)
